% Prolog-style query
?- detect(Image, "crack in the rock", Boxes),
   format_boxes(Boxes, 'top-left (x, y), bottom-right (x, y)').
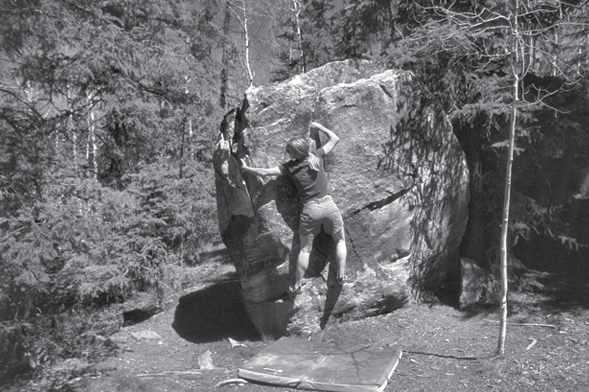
top-left (379, 83), bottom-right (394, 100)
top-left (345, 227), bottom-right (366, 269)
top-left (351, 188), bottom-right (411, 215)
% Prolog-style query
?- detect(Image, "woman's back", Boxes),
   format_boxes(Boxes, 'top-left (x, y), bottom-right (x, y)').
top-left (279, 148), bottom-right (330, 203)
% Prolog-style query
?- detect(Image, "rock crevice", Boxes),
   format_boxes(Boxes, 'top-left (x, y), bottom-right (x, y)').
top-left (351, 188), bottom-right (413, 215)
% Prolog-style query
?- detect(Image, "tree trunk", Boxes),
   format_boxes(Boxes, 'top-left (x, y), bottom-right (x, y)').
top-left (241, 0), bottom-right (254, 87)
top-left (87, 96), bottom-right (97, 180)
top-left (498, 22), bottom-right (521, 356)
top-left (292, 0), bottom-right (305, 73)
top-left (220, 1), bottom-right (231, 109)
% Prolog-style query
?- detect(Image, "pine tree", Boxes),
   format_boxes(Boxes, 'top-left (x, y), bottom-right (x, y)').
top-left (0, 0), bottom-right (221, 319)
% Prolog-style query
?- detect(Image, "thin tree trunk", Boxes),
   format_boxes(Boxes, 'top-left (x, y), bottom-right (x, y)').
top-left (220, 1), bottom-right (231, 109)
top-left (72, 131), bottom-right (77, 173)
top-left (68, 90), bottom-right (77, 176)
top-left (497, 86), bottom-right (516, 356)
top-left (186, 76), bottom-right (194, 160)
top-left (242, 0), bottom-right (254, 86)
top-left (187, 117), bottom-right (193, 159)
top-left (88, 103), bottom-right (97, 180)
top-left (180, 121), bottom-right (185, 179)
top-left (292, 0), bottom-right (305, 73)
top-left (498, 6), bottom-right (521, 355)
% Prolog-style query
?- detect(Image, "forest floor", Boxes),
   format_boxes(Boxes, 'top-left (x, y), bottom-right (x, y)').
top-left (8, 259), bottom-right (589, 392)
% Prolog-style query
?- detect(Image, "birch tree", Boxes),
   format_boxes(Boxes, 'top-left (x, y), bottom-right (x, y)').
top-left (220, 1), bottom-right (233, 108)
top-left (389, 0), bottom-right (589, 355)
top-left (215, 0), bottom-right (287, 103)
top-left (273, 0), bottom-right (335, 80)
top-left (292, 0), bottom-right (306, 72)
top-left (241, 0), bottom-right (255, 86)
top-left (447, 0), bottom-right (585, 356)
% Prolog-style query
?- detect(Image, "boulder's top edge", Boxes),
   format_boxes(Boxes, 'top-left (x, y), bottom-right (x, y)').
top-left (246, 59), bottom-right (394, 97)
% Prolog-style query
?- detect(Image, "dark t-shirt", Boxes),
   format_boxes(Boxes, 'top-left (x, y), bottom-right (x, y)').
top-left (279, 147), bottom-right (330, 203)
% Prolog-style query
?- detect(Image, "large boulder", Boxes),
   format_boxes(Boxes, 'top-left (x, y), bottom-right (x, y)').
top-left (214, 60), bottom-right (469, 337)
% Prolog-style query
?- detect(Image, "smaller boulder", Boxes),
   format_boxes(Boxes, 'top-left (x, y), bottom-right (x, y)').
top-left (459, 258), bottom-right (499, 310)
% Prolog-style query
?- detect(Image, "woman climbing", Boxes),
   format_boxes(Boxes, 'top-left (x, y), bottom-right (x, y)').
top-left (240, 122), bottom-right (347, 295)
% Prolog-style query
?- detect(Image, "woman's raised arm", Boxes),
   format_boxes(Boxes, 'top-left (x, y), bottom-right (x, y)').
top-left (310, 122), bottom-right (339, 154)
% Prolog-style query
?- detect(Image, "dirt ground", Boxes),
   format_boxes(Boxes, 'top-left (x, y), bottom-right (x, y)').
top-left (59, 263), bottom-right (589, 392)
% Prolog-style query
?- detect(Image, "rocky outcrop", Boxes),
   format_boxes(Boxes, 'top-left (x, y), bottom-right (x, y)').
top-left (459, 258), bottom-right (499, 310)
top-left (214, 60), bottom-right (470, 337)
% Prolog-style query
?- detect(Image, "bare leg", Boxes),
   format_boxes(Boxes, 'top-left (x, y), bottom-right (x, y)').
top-left (331, 229), bottom-right (347, 282)
top-left (295, 233), bottom-right (313, 289)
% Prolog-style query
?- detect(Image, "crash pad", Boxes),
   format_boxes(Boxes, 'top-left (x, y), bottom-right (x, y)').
top-left (238, 337), bottom-right (402, 392)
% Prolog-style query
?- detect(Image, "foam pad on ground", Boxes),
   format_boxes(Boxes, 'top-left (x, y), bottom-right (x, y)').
top-left (238, 337), bottom-right (402, 391)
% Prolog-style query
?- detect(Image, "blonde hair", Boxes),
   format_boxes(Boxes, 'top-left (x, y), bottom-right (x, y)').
top-left (286, 137), bottom-right (320, 171)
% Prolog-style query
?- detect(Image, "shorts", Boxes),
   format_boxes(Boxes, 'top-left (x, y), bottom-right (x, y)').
top-left (299, 195), bottom-right (344, 236)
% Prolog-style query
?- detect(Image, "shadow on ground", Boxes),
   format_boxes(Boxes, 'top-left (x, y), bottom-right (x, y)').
top-left (536, 270), bottom-right (589, 313)
top-left (172, 279), bottom-right (260, 343)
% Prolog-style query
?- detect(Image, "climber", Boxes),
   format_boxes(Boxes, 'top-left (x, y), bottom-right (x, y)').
top-left (240, 122), bottom-right (347, 295)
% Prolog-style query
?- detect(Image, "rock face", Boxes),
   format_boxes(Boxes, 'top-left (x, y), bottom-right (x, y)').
top-left (214, 60), bottom-right (469, 337)
top-left (459, 258), bottom-right (499, 310)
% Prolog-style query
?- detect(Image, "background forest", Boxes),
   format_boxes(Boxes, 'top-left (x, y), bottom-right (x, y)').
top-left (1, 0), bottom-right (589, 389)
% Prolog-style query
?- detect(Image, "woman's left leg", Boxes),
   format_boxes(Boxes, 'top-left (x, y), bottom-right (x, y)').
top-left (330, 228), bottom-right (347, 282)
top-left (319, 197), bottom-right (346, 282)
top-left (294, 233), bottom-right (313, 290)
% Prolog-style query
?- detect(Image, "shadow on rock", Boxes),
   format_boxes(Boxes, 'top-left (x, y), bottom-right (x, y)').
top-left (172, 280), bottom-right (260, 343)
